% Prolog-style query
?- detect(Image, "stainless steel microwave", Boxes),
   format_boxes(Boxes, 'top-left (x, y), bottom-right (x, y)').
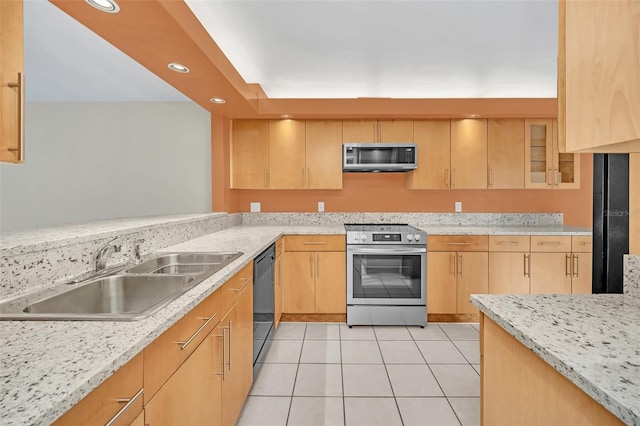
top-left (342, 143), bottom-right (417, 172)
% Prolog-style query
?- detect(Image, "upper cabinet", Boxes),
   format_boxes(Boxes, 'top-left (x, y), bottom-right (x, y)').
top-left (450, 119), bottom-right (488, 189)
top-left (305, 120), bottom-right (343, 189)
top-left (231, 119), bottom-right (343, 190)
top-left (342, 119), bottom-right (413, 143)
top-left (0, 0), bottom-right (24, 163)
top-left (231, 120), bottom-right (270, 189)
top-left (524, 119), bottom-right (579, 189)
top-left (407, 120), bottom-right (451, 189)
top-left (487, 119), bottom-right (525, 189)
top-left (558, 0), bottom-right (640, 153)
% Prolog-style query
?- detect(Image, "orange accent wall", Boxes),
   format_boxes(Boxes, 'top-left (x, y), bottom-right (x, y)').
top-left (227, 155), bottom-right (593, 227)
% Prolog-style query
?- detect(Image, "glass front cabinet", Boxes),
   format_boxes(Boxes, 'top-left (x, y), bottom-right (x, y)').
top-left (525, 119), bottom-right (580, 189)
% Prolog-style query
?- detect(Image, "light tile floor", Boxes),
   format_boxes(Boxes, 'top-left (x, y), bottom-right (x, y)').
top-left (238, 322), bottom-right (480, 426)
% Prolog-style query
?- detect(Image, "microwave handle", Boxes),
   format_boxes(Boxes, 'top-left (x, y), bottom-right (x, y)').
top-left (349, 247), bottom-right (426, 255)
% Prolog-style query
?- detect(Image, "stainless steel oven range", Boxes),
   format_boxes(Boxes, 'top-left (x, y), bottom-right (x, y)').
top-left (345, 224), bottom-right (427, 327)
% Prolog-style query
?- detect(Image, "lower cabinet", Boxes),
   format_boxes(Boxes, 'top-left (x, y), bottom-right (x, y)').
top-left (530, 252), bottom-right (573, 294)
top-left (282, 235), bottom-right (346, 315)
top-left (488, 236), bottom-right (531, 294)
top-left (144, 325), bottom-right (222, 425)
top-left (427, 236), bottom-right (489, 316)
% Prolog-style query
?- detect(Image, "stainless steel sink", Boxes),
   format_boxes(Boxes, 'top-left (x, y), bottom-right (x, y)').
top-left (0, 251), bottom-right (244, 321)
top-left (21, 275), bottom-right (195, 320)
top-left (124, 252), bottom-right (243, 275)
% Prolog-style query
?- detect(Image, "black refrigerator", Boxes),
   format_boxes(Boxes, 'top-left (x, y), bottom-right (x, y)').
top-left (592, 154), bottom-right (630, 293)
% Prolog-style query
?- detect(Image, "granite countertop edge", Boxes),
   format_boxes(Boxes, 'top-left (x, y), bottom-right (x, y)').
top-left (471, 294), bottom-right (640, 426)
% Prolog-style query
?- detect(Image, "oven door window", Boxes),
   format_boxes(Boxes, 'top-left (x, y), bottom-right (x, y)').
top-left (352, 253), bottom-right (423, 299)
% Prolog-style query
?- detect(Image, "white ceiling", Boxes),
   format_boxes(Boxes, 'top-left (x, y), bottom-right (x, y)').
top-left (24, 0), bottom-right (558, 102)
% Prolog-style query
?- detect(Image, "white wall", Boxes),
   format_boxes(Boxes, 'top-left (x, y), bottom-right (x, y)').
top-left (0, 102), bottom-right (211, 231)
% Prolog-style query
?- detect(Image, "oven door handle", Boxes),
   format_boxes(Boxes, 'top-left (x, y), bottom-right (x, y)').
top-left (348, 247), bottom-right (426, 255)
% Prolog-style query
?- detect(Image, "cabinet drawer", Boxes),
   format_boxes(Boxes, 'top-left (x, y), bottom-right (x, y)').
top-left (143, 290), bottom-right (220, 403)
top-left (55, 353), bottom-right (143, 426)
top-left (285, 235), bottom-right (346, 251)
top-left (428, 235), bottom-right (488, 252)
top-left (530, 236), bottom-right (572, 252)
top-left (275, 237), bottom-right (285, 257)
top-left (488, 236), bottom-right (530, 252)
top-left (220, 262), bottom-right (254, 315)
top-left (572, 235), bottom-right (593, 253)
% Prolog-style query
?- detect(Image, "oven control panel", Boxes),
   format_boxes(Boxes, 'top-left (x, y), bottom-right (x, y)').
top-left (346, 225), bottom-right (426, 245)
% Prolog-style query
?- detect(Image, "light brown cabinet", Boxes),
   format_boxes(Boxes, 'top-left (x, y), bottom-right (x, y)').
top-left (407, 120), bottom-right (452, 189)
top-left (268, 119), bottom-right (306, 189)
top-left (488, 236), bottom-right (531, 294)
top-left (231, 120), bottom-right (269, 189)
top-left (558, 0), bottom-right (640, 153)
top-left (305, 120), bottom-right (343, 189)
top-left (570, 235), bottom-right (593, 294)
top-left (427, 236), bottom-right (488, 316)
top-left (144, 326), bottom-right (222, 426)
top-left (342, 119), bottom-right (413, 143)
top-left (529, 235), bottom-right (591, 294)
top-left (450, 119), bottom-right (488, 189)
top-left (487, 119), bottom-right (525, 189)
top-left (53, 353), bottom-right (144, 426)
top-left (0, 0), bottom-right (24, 163)
top-left (525, 119), bottom-right (580, 189)
top-left (282, 235), bottom-right (346, 315)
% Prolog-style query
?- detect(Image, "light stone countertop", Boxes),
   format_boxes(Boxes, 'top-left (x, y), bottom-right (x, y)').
top-left (418, 224), bottom-right (591, 236)
top-left (471, 294), bottom-right (640, 426)
top-left (0, 225), bottom-right (341, 426)
top-left (0, 222), bottom-right (591, 426)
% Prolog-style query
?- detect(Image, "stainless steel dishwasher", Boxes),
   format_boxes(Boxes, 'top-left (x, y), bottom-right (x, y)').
top-left (253, 243), bottom-right (275, 376)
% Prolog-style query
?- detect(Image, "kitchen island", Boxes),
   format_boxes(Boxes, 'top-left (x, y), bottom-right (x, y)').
top-left (471, 294), bottom-right (640, 425)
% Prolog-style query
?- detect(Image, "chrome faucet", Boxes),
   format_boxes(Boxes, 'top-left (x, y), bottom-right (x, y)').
top-left (133, 238), bottom-right (145, 264)
top-left (95, 237), bottom-right (122, 271)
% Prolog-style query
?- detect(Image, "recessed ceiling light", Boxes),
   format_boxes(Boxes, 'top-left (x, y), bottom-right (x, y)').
top-left (210, 97), bottom-right (226, 104)
top-left (168, 63), bottom-right (189, 73)
top-left (85, 0), bottom-right (119, 13)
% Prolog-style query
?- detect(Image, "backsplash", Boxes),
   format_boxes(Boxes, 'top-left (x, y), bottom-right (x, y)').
top-left (241, 212), bottom-right (564, 227)
top-left (624, 255), bottom-right (640, 298)
top-left (0, 214), bottom-right (241, 299)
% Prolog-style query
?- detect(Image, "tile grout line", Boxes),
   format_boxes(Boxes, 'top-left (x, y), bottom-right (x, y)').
top-left (285, 323), bottom-right (307, 426)
top-left (374, 325), bottom-right (406, 426)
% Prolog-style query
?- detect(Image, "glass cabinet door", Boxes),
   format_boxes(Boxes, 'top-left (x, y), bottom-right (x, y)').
top-left (552, 119), bottom-right (580, 189)
top-left (525, 119), bottom-right (553, 188)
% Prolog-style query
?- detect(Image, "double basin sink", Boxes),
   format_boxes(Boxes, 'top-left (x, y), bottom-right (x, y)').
top-left (0, 252), bottom-right (243, 321)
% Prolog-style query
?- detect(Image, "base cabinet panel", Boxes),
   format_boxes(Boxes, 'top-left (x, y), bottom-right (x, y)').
top-left (427, 252), bottom-right (457, 314)
top-left (456, 252), bottom-right (488, 314)
top-left (571, 252), bottom-right (593, 294)
top-left (315, 251), bottom-right (346, 314)
top-left (530, 253), bottom-right (572, 294)
top-left (283, 251), bottom-right (316, 313)
top-left (489, 252), bottom-right (530, 294)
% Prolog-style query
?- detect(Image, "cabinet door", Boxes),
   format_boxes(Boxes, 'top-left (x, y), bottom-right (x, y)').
top-left (571, 253), bottom-right (592, 294)
top-left (379, 120), bottom-right (413, 143)
top-left (427, 252), bottom-right (457, 314)
top-left (457, 252), bottom-right (489, 314)
top-left (530, 253), bottom-right (572, 294)
top-left (451, 119), bottom-right (488, 189)
top-left (221, 286), bottom-right (253, 426)
top-left (274, 254), bottom-right (282, 329)
top-left (552, 119), bottom-right (580, 189)
top-left (489, 252), bottom-right (530, 294)
top-left (283, 252), bottom-right (316, 313)
top-left (315, 251), bottom-right (346, 314)
top-left (343, 120), bottom-right (377, 142)
top-left (145, 331), bottom-right (220, 426)
top-left (305, 120), bottom-right (343, 189)
top-left (0, 0), bottom-right (24, 163)
top-left (524, 119), bottom-right (554, 188)
top-left (488, 119), bottom-right (525, 189)
top-left (269, 120), bottom-right (306, 189)
top-left (231, 120), bottom-right (269, 189)
top-left (407, 120), bottom-right (451, 189)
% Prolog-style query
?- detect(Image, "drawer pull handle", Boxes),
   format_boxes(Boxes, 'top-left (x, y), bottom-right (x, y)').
top-left (524, 254), bottom-right (530, 277)
top-left (565, 254), bottom-right (572, 277)
top-left (176, 313), bottom-right (217, 350)
top-left (215, 328), bottom-right (227, 381)
top-left (302, 241), bottom-right (327, 245)
top-left (106, 388), bottom-right (144, 426)
top-left (7, 73), bottom-right (25, 162)
top-left (232, 277), bottom-right (252, 293)
top-left (573, 254), bottom-right (579, 277)
top-left (497, 242), bottom-right (520, 246)
top-left (539, 242), bottom-right (563, 246)
top-left (447, 242), bottom-right (471, 245)
top-left (580, 242), bottom-right (592, 246)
